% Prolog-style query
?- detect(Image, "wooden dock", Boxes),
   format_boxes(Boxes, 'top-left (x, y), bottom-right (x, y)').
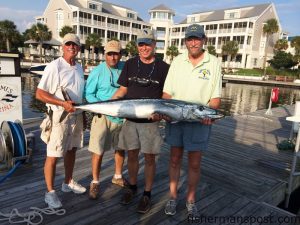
top-left (1, 105), bottom-right (300, 225)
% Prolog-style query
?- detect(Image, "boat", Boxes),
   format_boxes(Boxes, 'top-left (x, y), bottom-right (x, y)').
top-left (29, 64), bottom-right (90, 76)
top-left (29, 64), bottom-right (47, 76)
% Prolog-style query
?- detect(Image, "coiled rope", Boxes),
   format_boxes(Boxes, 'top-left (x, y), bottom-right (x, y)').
top-left (0, 207), bottom-right (66, 225)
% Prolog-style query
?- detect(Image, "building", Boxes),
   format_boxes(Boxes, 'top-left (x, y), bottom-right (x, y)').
top-left (149, 3), bottom-right (282, 68)
top-left (36, 0), bottom-right (151, 59)
top-left (36, 1), bottom-right (282, 69)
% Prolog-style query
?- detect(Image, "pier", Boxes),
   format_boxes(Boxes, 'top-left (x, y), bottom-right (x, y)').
top-left (0, 105), bottom-right (299, 224)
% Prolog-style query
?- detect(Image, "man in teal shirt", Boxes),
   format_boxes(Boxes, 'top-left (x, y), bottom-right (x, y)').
top-left (85, 40), bottom-right (127, 200)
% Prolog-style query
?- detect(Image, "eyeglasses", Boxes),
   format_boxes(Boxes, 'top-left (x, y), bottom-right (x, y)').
top-left (128, 58), bottom-right (159, 87)
top-left (107, 52), bottom-right (120, 56)
top-left (64, 42), bottom-right (78, 46)
top-left (107, 65), bottom-right (120, 88)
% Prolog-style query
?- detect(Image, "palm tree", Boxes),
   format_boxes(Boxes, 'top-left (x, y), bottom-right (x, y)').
top-left (59, 25), bottom-right (74, 38)
top-left (291, 36), bottom-right (300, 55)
top-left (0, 20), bottom-right (20, 52)
top-left (166, 45), bottom-right (179, 62)
top-left (274, 39), bottom-right (288, 51)
top-left (85, 33), bottom-right (102, 63)
top-left (207, 45), bottom-right (217, 56)
top-left (221, 40), bottom-right (239, 72)
top-left (262, 19), bottom-right (279, 75)
top-left (27, 23), bottom-right (52, 62)
top-left (125, 40), bottom-right (138, 58)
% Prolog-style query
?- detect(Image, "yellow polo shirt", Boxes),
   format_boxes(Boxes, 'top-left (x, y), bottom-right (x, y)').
top-left (163, 50), bottom-right (222, 105)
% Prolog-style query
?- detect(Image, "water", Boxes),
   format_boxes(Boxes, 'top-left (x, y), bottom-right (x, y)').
top-left (21, 72), bottom-right (300, 118)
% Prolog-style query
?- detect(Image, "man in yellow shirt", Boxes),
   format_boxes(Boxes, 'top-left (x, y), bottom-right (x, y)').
top-left (162, 24), bottom-right (222, 219)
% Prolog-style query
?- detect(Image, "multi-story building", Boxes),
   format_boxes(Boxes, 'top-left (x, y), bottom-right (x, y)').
top-left (149, 3), bottom-right (281, 68)
top-left (37, 0), bottom-right (151, 53)
top-left (36, 1), bottom-right (282, 69)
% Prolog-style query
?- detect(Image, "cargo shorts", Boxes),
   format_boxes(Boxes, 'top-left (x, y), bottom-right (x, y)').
top-left (47, 111), bottom-right (83, 157)
top-left (88, 115), bottom-right (123, 155)
top-left (118, 120), bottom-right (162, 154)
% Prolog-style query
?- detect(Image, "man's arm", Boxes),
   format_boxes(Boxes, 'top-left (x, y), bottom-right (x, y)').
top-left (36, 88), bottom-right (75, 113)
top-left (111, 86), bottom-right (128, 99)
top-left (162, 92), bottom-right (172, 99)
top-left (208, 98), bottom-right (221, 109)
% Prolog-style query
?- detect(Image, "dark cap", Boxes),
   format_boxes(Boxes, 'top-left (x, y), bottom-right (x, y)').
top-left (185, 24), bottom-right (206, 39)
top-left (137, 28), bottom-right (155, 45)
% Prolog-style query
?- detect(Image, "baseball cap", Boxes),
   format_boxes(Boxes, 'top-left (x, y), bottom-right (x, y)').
top-left (185, 24), bottom-right (206, 39)
top-left (137, 28), bottom-right (155, 45)
top-left (63, 33), bottom-right (81, 46)
top-left (104, 40), bottom-right (121, 53)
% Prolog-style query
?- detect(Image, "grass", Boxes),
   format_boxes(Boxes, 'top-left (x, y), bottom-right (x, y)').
top-left (229, 67), bottom-right (300, 77)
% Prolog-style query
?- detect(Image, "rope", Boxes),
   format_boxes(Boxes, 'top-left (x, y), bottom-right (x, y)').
top-left (0, 207), bottom-right (66, 225)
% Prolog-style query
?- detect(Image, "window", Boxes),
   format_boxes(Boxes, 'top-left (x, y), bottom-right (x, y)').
top-left (229, 13), bottom-right (235, 19)
top-left (89, 3), bottom-right (97, 10)
top-left (191, 17), bottom-right (195, 22)
top-left (127, 13), bottom-right (134, 19)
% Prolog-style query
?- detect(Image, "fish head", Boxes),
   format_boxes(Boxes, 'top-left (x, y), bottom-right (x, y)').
top-left (185, 105), bottom-right (224, 121)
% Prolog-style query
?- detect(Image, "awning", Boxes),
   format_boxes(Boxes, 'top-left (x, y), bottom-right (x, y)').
top-left (24, 39), bottom-right (61, 46)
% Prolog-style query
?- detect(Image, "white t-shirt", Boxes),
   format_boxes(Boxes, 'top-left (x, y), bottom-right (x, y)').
top-left (38, 57), bottom-right (85, 111)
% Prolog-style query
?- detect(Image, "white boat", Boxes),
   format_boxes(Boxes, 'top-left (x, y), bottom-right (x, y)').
top-left (29, 64), bottom-right (47, 76)
top-left (29, 64), bottom-right (89, 76)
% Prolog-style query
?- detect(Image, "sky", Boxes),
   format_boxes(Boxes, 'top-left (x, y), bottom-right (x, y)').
top-left (0, 0), bottom-right (299, 36)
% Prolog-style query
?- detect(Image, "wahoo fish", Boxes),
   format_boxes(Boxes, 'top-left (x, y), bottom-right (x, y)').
top-left (75, 98), bottom-right (224, 122)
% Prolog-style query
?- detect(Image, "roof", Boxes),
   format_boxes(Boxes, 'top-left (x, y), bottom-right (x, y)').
top-left (24, 39), bottom-right (61, 46)
top-left (149, 4), bottom-right (174, 13)
top-left (65, 0), bottom-right (144, 20)
top-left (187, 3), bottom-right (271, 23)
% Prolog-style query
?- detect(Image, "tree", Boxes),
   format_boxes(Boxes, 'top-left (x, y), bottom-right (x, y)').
top-left (221, 40), bottom-right (239, 72)
top-left (268, 51), bottom-right (297, 69)
top-left (85, 33), bottom-right (102, 63)
top-left (207, 45), bottom-right (216, 56)
top-left (291, 36), bottom-right (300, 55)
top-left (166, 45), bottom-right (179, 62)
top-left (27, 23), bottom-right (52, 62)
top-left (125, 40), bottom-right (138, 58)
top-left (0, 20), bottom-right (20, 52)
top-left (274, 39), bottom-right (288, 51)
top-left (59, 25), bottom-right (74, 38)
top-left (262, 19), bottom-right (279, 75)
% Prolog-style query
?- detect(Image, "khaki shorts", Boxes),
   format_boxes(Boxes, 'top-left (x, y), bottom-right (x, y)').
top-left (47, 111), bottom-right (83, 157)
top-left (88, 115), bottom-right (122, 155)
top-left (118, 120), bottom-right (162, 154)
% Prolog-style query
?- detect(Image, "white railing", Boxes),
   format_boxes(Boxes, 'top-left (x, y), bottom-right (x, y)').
top-left (233, 28), bottom-right (247, 33)
top-left (206, 30), bottom-right (217, 34)
top-left (94, 21), bottom-right (106, 27)
top-left (79, 18), bottom-right (92, 25)
top-left (107, 23), bottom-right (118, 30)
top-left (119, 26), bottom-right (130, 32)
top-left (218, 29), bottom-right (231, 34)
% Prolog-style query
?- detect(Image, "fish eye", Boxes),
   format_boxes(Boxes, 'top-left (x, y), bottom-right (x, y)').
top-left (198, 106), bottom-right (204, 111)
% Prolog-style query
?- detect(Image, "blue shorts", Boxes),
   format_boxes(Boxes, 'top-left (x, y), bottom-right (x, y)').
top-left (165, 122), bottom-right (211, 151)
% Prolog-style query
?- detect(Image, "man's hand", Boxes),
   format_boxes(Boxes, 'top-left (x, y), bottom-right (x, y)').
top-left (62, 100), bottom-right (75, 113)
top-left (200, 117), bottom-right (216, 125)
top-left (150, 113), bottom-right (172, 122)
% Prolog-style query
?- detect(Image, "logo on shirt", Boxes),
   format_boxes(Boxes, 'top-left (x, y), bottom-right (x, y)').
top-left (198, 69), bottom-right (210, 80)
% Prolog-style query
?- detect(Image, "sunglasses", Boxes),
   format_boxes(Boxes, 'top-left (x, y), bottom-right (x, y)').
top-left (107, 52), bottom-right (120, 56)
top-left (65, 42), bottom-right (78, 46)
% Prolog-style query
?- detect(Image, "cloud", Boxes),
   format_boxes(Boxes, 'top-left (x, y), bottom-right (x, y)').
top-left (0, 7), bottom-right (43, 32)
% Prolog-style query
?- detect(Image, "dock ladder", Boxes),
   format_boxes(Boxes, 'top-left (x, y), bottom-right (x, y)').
top-left (285, 101), bottom-right (300, 208)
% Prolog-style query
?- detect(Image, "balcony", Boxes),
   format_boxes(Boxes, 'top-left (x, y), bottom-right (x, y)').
top-left (119, 26), bottom-right (130, 32)
top-left (107, 23), bottom-right (118, 30)
top-left (94, 21), bottom-right (106, 27)
top-left (218, 29), bottom-right (231, 34)
top-left (79, 18), bottom-right (92, 25)
top-left (233, 28), bottom-right (247, 33)
top-left (206, 30), bottom-right (218, 34)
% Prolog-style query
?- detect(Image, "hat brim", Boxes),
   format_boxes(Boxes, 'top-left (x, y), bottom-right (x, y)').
top-left (185, 32), bottom-right (206, 39)
top-left (137, 38), bottom-right (153, 45)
